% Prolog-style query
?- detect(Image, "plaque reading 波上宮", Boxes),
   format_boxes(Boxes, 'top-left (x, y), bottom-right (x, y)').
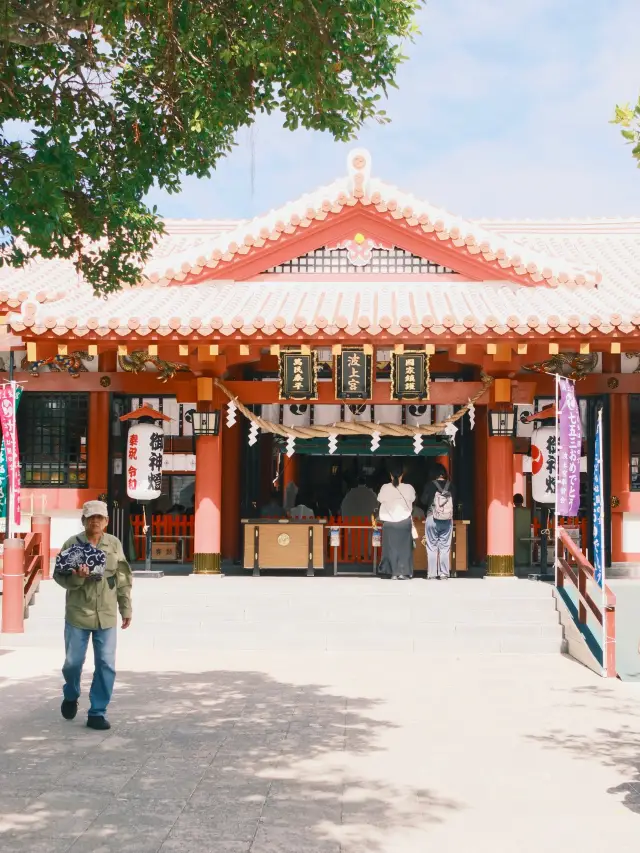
top-left (391, 352), bottom-right (430, 400)
top-left (279, 351), bottom-right (318, 400)
top-left (336, 349), bottom-right (372, 400)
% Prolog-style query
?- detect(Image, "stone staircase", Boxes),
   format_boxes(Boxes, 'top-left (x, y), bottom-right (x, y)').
top-left (1, 575), bottom-right (565, 655)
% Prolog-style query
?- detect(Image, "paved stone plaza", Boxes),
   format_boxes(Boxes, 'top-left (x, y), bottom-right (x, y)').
top-left (1, 577), bottom-right (639, 852)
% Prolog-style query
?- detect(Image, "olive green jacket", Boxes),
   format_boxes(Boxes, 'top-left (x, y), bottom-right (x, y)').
top-left (54, 532), bottom-right (133, 630)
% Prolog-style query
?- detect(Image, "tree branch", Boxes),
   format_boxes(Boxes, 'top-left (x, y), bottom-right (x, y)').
top-left (1, 1), bottom-right (92, 47)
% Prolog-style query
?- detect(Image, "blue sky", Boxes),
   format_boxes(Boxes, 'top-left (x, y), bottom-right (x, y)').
top-left (146, 0), bottom-right (640, 221)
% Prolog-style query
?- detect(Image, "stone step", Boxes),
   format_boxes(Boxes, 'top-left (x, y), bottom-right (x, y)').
top-left (2, 576), bottom-right (564, 656)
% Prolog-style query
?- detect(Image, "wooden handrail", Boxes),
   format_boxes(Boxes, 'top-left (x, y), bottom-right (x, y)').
top-left (22, 532), bottom-right (43, 609)
top-left (556, 526), bottom-right (617, 678)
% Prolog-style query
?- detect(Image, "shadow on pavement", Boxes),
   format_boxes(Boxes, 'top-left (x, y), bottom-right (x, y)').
top-left (528, 685), bottom-right (640, 816)
top-left (0, 669), bottom-right (462, 852)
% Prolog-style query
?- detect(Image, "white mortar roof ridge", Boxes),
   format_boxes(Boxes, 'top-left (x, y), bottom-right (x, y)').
top-left (4, 149), bottom-right (640, 333)
top-left (9, 276), bottom-right (639, 339)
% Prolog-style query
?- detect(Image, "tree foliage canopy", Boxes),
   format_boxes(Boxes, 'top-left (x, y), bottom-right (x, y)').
top-left (612, 100), bottom-right (640, 167)
top-left (1, 0), bottom-right (420, 293)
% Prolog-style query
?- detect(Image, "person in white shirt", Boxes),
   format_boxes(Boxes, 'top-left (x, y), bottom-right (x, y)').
top-left (376, 461), bottom-right (416, 580)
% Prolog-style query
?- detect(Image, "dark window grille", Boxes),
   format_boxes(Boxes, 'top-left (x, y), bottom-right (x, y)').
top-left (631, 395), bottom-right (640, 492)
top-left (265, 247), bottom-right (457, 275)
top-left (18, 393), bottom-right (89, 487)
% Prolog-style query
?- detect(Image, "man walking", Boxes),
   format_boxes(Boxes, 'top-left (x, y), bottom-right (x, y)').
top-left (54, 500), bottom-right (132, 730)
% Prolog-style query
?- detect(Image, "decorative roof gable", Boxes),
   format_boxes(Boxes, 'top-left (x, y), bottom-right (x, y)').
top-left (263, 240), bottom-right (459, 276)
top-left (142, 149), bottom-right (601, 289)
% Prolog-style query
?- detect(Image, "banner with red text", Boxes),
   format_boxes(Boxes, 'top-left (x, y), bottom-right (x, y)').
top-left (0, 383), bottom-right (21, 526)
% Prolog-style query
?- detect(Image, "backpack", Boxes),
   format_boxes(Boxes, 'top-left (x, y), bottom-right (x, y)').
top-left (432, 480), bottom-right (453, 521)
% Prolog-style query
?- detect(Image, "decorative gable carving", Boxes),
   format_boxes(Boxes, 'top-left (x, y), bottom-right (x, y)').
top-left (264, 237), bottom-right (459, 275)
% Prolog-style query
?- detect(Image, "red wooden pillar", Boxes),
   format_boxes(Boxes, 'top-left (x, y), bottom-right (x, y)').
top-left (486, 436), bottom-right (515, 576)
top-left (1, 538), bottom-right (25, 633)
top-left (193, 433), bottom-right (223, 574)
top-left (610, 394), bottom-right (630, 563)
top-left (31, 515), bottom-right (51, 580)
top-left (88, 392), bottom-right (110, 494)
top-left (260, 434), bottom-right (274, 506)
top-left (434, 454), bottom-right (449, 473)
top-left (472, 405), bottom-right (488, 565)
top-left (282, 455), bottom-right (299, 508)
top-left (221, 418), bottom-right (242, 562)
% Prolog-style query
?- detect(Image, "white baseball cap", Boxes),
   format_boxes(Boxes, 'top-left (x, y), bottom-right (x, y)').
top-left (82, 500), bottom-right (109, 519)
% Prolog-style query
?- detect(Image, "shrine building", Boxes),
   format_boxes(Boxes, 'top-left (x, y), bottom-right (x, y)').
top-left (1, 148), bottom-right (639, 576)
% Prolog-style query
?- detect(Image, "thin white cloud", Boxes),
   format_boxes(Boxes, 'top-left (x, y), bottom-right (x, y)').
top-left (146, 0), bottom-right (640, 221)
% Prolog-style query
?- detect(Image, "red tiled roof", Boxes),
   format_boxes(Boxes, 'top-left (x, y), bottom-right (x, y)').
top-left (3, 150), bottom-right (640, 339)
top-left (9, 274), bottom-right (640, 340)
top-left (140, 150), bottom-right (600, 289)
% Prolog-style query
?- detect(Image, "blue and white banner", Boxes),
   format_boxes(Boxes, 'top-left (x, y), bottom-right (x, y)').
top-left (593, 409), bottom-right (605, 588)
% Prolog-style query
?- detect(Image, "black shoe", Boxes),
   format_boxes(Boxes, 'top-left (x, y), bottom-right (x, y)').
top-left (86, 716), bottom-right (111, 731)
top-left (61, 699), bottom-right (78, 720)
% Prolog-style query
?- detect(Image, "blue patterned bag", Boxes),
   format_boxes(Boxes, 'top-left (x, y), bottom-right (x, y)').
top-left (54, 538), bottom-right (106, 579)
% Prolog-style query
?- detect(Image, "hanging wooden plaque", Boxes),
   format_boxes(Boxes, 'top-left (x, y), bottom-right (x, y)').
top-left (335, 348), bottom-right (372, 400)
top-left (279, 350), bottom-right (318, 400)
top-left (391, 352), bottom-right (430, 401)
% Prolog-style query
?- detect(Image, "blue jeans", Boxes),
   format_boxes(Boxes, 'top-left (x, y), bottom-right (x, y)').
top-left (62, 622), bottom-right (117, 718)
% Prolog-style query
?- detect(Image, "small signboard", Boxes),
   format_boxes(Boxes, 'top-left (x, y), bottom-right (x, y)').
top-left (391, 352), bottom-right (430, 401)
top-left (330, 527), bottom-right (340, 547)
top-left (152, 542), bottom-right (178, 561)
top-left (335, 348), bottom-right (372, 400)
top-left (279, 351), bottom-right (318, 400)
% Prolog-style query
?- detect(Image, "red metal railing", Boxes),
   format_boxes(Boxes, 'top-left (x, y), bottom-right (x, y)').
top-left (130, 514), bottom-right (194, 561)
top-left (556, 526), bottom-right (617, 678)
top-left (325, 516), bottom-right (377, 563)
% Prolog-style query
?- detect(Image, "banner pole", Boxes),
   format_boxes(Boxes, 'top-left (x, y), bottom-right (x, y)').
top-left (598, 407), bottom-right (607, 674)
top-left (6, 354), bottom-right (14, 539)
top-left (554, 374), bottom-right (560, 587)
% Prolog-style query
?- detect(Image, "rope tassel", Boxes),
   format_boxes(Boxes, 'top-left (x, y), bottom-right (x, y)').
top-left (212, 374), bottom-right (494, 441)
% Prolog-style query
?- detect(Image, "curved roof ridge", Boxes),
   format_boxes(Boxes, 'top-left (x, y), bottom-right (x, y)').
top-left (144, 149), bottom-right (601, 290)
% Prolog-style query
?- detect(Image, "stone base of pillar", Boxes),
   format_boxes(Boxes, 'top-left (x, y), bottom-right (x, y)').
top-left (486, 555), bottom-right (515, 577)
top-left (193, 553), bottom-right (221, 575)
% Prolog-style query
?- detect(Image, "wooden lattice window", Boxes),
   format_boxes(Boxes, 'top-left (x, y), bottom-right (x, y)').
top-left (18, 393), bottom-right (89, 487)
top-left (266, 247), bottom-right (456, 275)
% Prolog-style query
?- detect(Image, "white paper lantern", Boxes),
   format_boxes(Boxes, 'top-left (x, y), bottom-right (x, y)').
top-left (126, 422), bottom-right (165, 501)
top-left (531, 426), bottom-right (556, 505)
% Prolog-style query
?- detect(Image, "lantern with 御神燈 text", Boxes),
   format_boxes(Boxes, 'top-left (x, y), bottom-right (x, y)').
top-left (126, 423), bottom-right (165, 501)
top-left (120, 406), bottom-right (171, 503)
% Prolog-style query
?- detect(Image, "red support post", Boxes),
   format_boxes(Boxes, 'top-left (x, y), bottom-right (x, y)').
top-left (1, 538), bottom-right (25, 633)
top-left (31, 515), bottom-right (51, 580)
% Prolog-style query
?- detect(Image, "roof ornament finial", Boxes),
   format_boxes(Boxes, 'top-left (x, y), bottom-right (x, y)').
top-left (347, 148), bottom-right (372, 199)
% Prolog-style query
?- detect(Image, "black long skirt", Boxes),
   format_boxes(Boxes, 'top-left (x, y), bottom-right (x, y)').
top-left (378, 517), bottom-right (414, 578)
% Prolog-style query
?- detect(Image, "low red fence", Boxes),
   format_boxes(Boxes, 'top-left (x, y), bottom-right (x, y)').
top-left (533, 516), bottom-right (587, 544)
top-left (130, 514), bottom-right (194, 561)
top-left (325, 516), bottom-right (377, 563)
top-left (556, 526), bottom-right (617, 678)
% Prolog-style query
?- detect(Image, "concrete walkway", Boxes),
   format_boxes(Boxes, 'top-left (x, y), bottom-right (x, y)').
top-left (1, 583), bottom-right (640, 851)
